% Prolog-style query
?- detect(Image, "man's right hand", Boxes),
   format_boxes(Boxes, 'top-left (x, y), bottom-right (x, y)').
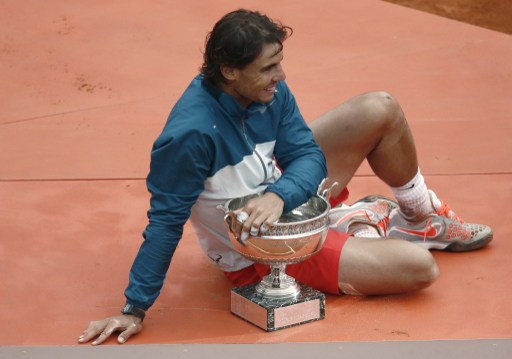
top-left (78, 315), bottom-right (142, 345)
top-left (238, 192), bottom-right (284, 242)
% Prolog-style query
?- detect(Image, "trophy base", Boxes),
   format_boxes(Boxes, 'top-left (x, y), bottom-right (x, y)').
top-left (231, 282), bottom-right (325, 331)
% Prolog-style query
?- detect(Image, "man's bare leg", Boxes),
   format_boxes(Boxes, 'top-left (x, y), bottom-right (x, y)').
top-left (338, 237), bottom-right (439, 295)
top-left (309, 91), bottom-right (439, 294)
top-left (309, 91), bottom-right (418, 196)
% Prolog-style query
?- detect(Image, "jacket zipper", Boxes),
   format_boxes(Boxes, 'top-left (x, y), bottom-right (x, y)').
top-left (240, 116), bottom-right (268, 180)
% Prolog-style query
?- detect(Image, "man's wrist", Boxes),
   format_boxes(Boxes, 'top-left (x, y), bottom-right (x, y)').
top-left (121, 303), bottom-right (146, 322)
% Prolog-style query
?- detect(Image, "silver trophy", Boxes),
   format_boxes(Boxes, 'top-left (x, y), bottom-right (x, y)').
top-left (218, 180), bottom-right (337, 331)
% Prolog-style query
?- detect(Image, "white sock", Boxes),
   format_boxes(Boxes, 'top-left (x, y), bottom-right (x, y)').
top-left (391, 168), bottom-right (434, 220)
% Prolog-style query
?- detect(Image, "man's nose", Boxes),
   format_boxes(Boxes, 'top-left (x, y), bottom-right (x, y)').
top-left (273, 64), bottom-right (286, 82)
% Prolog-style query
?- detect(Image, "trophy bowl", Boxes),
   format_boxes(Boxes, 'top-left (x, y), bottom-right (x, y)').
top-left (222, 193), bottom-right (330, 266)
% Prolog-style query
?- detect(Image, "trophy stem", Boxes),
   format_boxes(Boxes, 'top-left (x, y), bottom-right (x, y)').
top-left (255, 263), bottom-right (301, 299)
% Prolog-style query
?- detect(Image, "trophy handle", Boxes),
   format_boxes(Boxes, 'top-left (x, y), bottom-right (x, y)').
top-left (219, 209), bottom-right (248, 246)
top-left (317, 178), bottom-right (339, 202)
top-left (216, 204), bottom-right (228, 213)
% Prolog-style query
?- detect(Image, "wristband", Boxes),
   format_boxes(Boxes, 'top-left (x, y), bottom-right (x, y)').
top-left (121, 303), bottom-right (146, 322)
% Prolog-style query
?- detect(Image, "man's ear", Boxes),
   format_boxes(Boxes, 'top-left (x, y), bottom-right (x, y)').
top-left (220, 65), bottom-right (237, 82)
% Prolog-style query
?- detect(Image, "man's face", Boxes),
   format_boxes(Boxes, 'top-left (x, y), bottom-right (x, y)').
top-left (221, 42), bottom-right (286, 108)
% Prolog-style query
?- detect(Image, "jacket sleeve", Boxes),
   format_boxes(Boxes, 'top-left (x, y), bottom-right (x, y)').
top-left (124, 124), bottom-right (212, 310)
top-left (265, 82), bottom-right (327, 213)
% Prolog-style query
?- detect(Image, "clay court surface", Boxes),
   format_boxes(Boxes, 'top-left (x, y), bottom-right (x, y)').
top-left (1, 0), bottom-right (511, 357)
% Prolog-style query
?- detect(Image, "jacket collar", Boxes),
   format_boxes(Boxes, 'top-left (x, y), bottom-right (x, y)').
top-left (199, 75), bottom-right (271, 117)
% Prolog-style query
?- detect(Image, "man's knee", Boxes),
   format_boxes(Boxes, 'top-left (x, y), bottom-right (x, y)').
top-left (338, 238), bottom-right (439, 295)
top-left (407, 247), bottom-right (440, 290)
top-left (360, 91), bottom-right (404, 127)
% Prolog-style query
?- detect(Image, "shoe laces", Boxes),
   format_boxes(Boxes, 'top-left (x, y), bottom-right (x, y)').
top-left (436, 203), bottom-right (464, 223)
top-left (361, 210), bottom-right (389, 237)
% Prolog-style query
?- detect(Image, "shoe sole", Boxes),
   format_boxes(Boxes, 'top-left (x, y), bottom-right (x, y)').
top-left (409, 232), bottom-right (493, 252)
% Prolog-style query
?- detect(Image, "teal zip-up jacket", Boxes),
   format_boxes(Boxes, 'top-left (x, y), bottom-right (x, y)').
top-left (125, 75), bottom-right (327, 309)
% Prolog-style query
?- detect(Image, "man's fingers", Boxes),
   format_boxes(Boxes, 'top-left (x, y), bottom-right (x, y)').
top-left (91, 320), bottom-right (122, 345)
top-left (240, 211), bottom-right (279, 237)
top-left (264, 212), bottom-right (282, 227)
top-left (251, 218), bottom-right (270, 235)
top-left (78, 316), bottom-right (142, 345)
top-left (90, 331), bottom-right (112, 346)
top-left (250, 224), bottom-right (259, 236)
top-left (241, 214), bottom-right (259, 238)
top-left (238, 192), bottom-right (284, 239)
top-left (236, 211), bottom-right (249, 223)
top-left (118, 323), bottom-right (142, 344)
top-left (78, 319), bottom-right (109, 343)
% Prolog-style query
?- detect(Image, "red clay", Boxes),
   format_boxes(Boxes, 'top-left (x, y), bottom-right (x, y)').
top-left (1, 0), bottom-right (511, 345)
